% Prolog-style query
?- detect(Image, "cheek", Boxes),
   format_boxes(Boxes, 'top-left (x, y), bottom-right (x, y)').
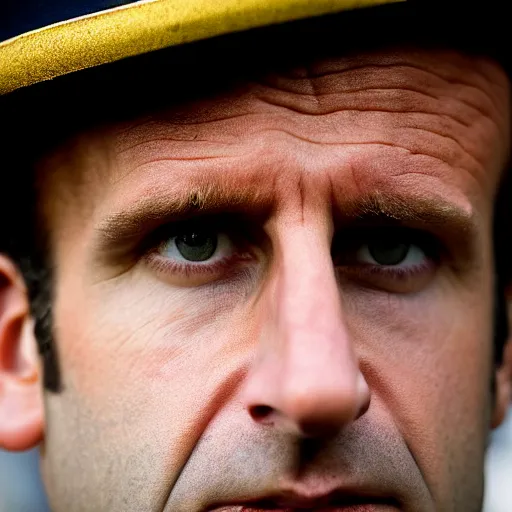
top-left (351, 279), bottom-right (494, 504)
top-left (56, 270), bottom-right (249, 385)
top-left (53, 268), bottom-right (258, 482)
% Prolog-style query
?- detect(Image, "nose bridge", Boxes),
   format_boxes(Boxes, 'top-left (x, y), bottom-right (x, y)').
top-left (243, 224), bottom-right (370, 437)
top-left (275, 227), bottom-right (360, 394)
top-left (276, 227), bottom-right (345, 354)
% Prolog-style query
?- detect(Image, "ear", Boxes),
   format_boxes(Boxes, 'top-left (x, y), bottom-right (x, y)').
top-left (491, 292), bottom-right (512, 429)
top-left (0, 254), bottom-right (44, 451)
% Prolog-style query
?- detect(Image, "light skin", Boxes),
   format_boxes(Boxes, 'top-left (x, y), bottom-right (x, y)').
top-left (0, 46), bottom-right (511, 511)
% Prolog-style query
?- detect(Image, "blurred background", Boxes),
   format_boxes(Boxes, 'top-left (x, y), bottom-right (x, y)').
top-left (0, 447), bottom-right (49, 512)
top-left (484, 409), bottom-right (512, 511)
top-left (0, 409), bottom-right (511, 511)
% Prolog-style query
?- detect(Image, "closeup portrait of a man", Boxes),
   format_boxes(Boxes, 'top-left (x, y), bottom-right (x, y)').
top-left (1, 1), bottom-right (511, 511)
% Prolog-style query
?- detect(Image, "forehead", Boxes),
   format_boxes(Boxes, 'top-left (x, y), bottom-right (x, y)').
top-left (41, 47), bottom-right (510, 238)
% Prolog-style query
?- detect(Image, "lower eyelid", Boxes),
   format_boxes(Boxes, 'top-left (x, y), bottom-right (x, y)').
top-left (334, 259), bottom-right (437, 294)
top-left (144, 249), bottom-right (257, 285)
top-left (338, 257), bottom-right (436, 282)
top-left (146, 251), bottom-right (228, 273)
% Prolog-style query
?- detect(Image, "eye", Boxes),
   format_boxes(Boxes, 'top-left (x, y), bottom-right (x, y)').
top-left (333, 228), bottom-right (440, 293)
top-left (159, 227), bottom-right (233, 264)
top-left (357, 240), bottom-right (427, 268)
top-left (145, 217), bottom-right (258, 287)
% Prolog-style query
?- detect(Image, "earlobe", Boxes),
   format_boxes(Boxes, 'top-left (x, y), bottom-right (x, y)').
top-left (0, 255), bottom-right (44, 451)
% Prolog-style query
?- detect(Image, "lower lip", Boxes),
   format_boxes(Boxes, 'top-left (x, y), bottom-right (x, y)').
top-left (212, 506), bottom-right (398, 511)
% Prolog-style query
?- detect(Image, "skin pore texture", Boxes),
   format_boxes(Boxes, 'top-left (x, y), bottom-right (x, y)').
top-left (5, 47), bottom-right (512, 511)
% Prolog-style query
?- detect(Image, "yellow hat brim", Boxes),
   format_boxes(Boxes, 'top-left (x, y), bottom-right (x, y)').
top-left (0, 0), bottom-right (403, 96)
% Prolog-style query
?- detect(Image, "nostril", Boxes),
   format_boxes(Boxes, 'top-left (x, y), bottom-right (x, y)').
top-left (358, 394), bottom-right (371, 418)
top-left (249, 404), bottom-right (273, 422)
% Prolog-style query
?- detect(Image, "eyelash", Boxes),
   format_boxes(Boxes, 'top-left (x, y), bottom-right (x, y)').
top-left (145, 250), bottom-right (253, 279)
top-left (332, 228), bottom-right (441, 287)
top-left (344, 255), bottom-right (435, 280)
top-left (142, 217), bottom-right (257, 282)
top-left (142, 220), bottom-right (441, 287)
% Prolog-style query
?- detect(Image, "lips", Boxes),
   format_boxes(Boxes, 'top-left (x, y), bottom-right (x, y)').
top-left (213, 506), bottom-right (398, 511)
top-left (208, 494), bottom-right (401, 511)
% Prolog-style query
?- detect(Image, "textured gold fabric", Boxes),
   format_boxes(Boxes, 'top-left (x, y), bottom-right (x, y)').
top-left (0, 0), bottom-right (402, 95)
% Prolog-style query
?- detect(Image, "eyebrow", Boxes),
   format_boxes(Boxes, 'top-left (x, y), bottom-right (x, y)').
top-left (95, 183), bottom-right (479, 251)
top-left (95, 182), bottom-right (274, 246)
top-left (337, 191), bottom-right (476, 234)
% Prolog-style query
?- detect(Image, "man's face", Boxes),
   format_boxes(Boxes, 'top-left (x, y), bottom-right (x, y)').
top-left (35, 47), bottom-right (510, 511)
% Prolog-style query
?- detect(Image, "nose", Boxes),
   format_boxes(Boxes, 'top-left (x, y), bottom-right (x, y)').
top-left (242, 227), bottom-right (370, 438)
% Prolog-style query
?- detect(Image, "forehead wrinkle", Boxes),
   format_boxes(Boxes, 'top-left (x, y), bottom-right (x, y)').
top-left (111, 86), bottom-right (260, 146)
top-left (253, 81), bottom-right (500, 135)
top-left (114, 137), bottom-right (238, 160)
top-left (256, 123), bottom-right (487, 174)
top-left (112, 114), bottom-right (254, 150)
top-left (107, 94), bottom-right (502, 184)
top-left (288, 48), bottom-right (509, 112)
top-left (252, 53), bottom-right (509, 148)
top-left (112, 114), bottom-right (492, 189)
top-left (112, 50), bottom-right (507, 140)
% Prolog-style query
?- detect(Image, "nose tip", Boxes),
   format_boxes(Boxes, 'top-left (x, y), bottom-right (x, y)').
top-left (284, 374), bottom-right (371, 437)
top-left (246, 362), bottom-right (371, 438)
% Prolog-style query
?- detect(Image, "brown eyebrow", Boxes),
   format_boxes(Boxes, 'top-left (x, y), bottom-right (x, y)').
top-left (337, 190), bottom-right (476, 233)
top-left (94, 184), bottom-right (479, 258)
top-left (95, 182), bottom-right (274, 247)
top-left (334, 191), bottom-right (480, 261)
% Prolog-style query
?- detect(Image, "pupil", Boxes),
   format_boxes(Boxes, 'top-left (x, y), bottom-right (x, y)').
top-left (369, 241), bottom-right (409, 265)
top-left (176, 230), bottom-right (217, 262)
top-left (182, 232), bottom-right (208, 247)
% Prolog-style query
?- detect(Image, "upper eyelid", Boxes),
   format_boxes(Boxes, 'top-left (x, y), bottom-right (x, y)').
top-left (151, 215), bottom-right (250, 247)
top-left (333, 218), bottom-right (474, 264)
top-left (332, 226), bottom-right (438, 248)
top-left (332, 227), bottom-right (443, 264)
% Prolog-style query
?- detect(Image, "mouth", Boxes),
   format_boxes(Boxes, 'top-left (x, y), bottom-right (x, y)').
top-left (211, 506), bottom-right (397, 511)
top-left (209, 493), bottom-right (401, 511)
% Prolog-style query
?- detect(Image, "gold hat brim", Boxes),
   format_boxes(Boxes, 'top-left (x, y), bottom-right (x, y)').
top-left (0, 0), bottom-right (402, 96)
